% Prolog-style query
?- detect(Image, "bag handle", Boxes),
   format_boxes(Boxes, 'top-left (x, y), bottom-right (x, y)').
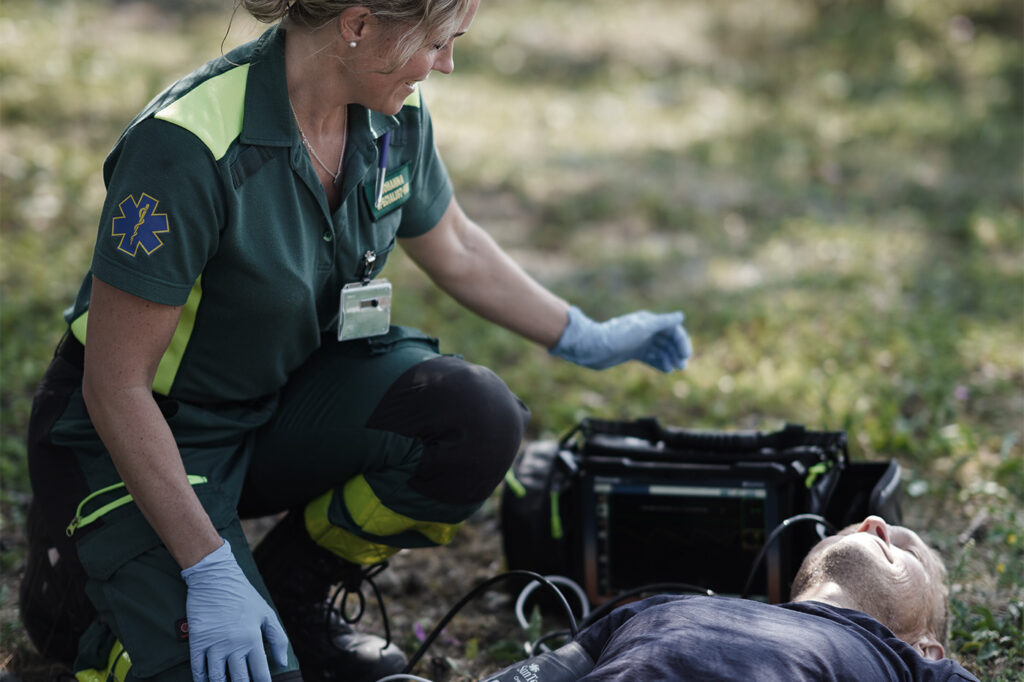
top-left (567, 417), bottom-right (846, 456)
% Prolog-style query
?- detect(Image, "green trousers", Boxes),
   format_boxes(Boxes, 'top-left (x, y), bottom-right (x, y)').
top-left (25, 326), bottom-right (529, 679)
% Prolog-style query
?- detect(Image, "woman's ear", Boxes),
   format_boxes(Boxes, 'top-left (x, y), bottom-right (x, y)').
top-left (913, 635), bottom-right (945, 661)
top-left (337, 6), bottom-right (372, 44)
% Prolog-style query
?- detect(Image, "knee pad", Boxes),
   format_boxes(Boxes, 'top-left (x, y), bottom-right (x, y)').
top-left (367, 356), bottom-right (530, 505)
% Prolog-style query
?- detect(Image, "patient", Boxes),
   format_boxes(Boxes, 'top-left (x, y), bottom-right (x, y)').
top-left (485, 516), bottom-right (978, 682)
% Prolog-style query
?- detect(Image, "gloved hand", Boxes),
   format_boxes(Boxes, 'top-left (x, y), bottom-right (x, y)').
top-left (181, 538), bottom-right (290, 682)
top-left (549, 306), bottom-right (693, 372)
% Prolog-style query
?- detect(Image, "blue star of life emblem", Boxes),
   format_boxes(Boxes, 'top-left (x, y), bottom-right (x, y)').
top-left (111, 193), bottom-right (170, 256)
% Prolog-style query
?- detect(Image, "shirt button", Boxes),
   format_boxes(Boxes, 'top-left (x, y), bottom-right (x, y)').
top-left (322, 230), bottom-right (333, 242)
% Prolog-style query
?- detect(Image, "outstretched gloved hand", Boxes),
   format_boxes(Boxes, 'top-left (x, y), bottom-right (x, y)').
top-left (549, 306), bottom-right (693, 373)
top-left (181, 538), bottom-right (290, 682)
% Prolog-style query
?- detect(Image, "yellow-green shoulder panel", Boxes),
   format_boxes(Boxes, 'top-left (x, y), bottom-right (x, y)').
top-left (155, 65), bottom-right (250, 161)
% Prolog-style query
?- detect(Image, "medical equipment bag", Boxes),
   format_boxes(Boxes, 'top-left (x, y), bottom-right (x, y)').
top-left (501, 417), bottom-right (902, 604)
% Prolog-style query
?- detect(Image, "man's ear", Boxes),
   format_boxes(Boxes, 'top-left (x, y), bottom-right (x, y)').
top-left (913, 635), bottom-right (945, 661)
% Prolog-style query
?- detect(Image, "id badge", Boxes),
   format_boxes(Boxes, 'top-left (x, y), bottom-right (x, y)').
top-left (338, 279), bottom-right (392, 341)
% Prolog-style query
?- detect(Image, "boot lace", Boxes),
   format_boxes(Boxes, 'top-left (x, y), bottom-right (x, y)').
top-left (326, 560), bottom-right (392, 651)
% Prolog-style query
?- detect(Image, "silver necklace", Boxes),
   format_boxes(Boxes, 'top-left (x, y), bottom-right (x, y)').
top-left (291, 105), bottom-right (345, 183)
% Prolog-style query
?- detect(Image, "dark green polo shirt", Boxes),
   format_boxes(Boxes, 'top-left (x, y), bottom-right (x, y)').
top-left (64, 26), bottom-right (454, 403)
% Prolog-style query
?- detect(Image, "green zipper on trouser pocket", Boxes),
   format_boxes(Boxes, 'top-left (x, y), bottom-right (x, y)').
top-left (65, 475), bottom-right (208, 537)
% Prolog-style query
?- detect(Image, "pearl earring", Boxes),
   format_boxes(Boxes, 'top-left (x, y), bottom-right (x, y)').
top-left (349, 41), bottom-right (357, 48)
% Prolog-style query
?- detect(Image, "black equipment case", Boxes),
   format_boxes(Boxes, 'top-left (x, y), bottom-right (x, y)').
top-left (501, 417), bottom-right (902, 605)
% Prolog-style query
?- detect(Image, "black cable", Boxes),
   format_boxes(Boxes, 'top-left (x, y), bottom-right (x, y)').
top-left (530, 628), bottom-right (573, 654)
top-left (402, 570), bottom-right (580, 674)
top-left (740, 513), bottom-right (838, 600)
top-left (402, 515), bottom-right (838, 672)
top-left (364, 568), bottom-right (392, 651)
top-left (523, 515), bottom-right (838, 655)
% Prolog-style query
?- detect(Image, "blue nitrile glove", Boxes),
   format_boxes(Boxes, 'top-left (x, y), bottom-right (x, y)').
top-left (181, 538), bottom-right (289, 682)
top-left (549, 305), bottom-right (693, 372)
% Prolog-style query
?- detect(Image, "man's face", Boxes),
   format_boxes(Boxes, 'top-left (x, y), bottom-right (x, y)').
top-left (793, 516), bottom-right (946, 640)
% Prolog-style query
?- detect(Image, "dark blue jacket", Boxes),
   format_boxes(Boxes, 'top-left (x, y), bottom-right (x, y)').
top-left (574, 595), bottom-right (978, 681)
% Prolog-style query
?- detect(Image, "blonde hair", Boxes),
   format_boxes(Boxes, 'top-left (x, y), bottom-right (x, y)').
top-left (239, 0), bottom-right (472, 66)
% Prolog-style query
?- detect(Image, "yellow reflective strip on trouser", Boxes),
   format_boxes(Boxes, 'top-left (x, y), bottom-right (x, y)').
top-left (304, 475), bottom-right (461, 565)
top-left (75, 639), bottom-right (132, 682)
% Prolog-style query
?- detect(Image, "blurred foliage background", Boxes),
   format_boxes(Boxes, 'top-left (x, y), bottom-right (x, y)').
top-left (1, 0), bottom-right (1021, 678)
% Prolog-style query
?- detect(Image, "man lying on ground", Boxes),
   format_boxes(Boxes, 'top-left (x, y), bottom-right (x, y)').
top-left (485, 515), bottom-right (978, 682)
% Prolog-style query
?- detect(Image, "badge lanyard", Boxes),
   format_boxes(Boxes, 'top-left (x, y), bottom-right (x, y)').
top-left (338, 134), bottom-right (394, 341)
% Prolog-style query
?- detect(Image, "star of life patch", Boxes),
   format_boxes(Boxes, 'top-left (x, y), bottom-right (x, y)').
top-left (111, 193), bottom-right (170, 256)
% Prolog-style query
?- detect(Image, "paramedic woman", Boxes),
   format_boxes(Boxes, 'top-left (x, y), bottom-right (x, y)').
top-left (19, 0), bottom-right (693, 681)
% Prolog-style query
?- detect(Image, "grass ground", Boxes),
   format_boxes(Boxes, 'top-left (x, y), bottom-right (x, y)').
top-left (1, 0), bottom-right (1022, 678)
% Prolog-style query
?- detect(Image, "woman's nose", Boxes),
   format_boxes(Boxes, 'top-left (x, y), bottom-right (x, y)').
top-left (433, 43), bottom-right (455, 75)
top-left (856, 515), bottom-right (891, 545)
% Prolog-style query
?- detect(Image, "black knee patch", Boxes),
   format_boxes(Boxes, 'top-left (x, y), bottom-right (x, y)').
top-left (366, 356), bottom-right (530, 505)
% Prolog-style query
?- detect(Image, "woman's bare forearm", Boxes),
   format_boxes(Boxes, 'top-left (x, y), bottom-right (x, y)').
top-left (82, 382), bottom-right (222, 569)
top-left (82, 276), bottom-right (222, 570)
top-left (402, 199), bottom-right (571, 348)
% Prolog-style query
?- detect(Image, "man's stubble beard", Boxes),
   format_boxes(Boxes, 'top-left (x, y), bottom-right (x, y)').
top-left (792, 540), bottom-right (911, 636)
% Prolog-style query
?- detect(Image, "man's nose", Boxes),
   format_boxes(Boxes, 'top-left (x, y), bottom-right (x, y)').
top-left (857, 515), bottom-right (891, 545)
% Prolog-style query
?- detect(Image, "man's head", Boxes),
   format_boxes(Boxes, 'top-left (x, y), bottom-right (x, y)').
top-left (790, 516), bottom-right (949, 661)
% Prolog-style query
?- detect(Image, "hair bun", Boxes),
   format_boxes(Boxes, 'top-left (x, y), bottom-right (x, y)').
top-left (240, 0), bottom-right (292, 23)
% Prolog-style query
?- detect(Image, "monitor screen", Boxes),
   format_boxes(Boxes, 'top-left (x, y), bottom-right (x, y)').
top-left (587, 477), bottom-right (773, 598)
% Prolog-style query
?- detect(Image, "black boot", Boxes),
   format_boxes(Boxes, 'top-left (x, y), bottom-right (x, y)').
top-left (252, 511), bottom-right (407, 682)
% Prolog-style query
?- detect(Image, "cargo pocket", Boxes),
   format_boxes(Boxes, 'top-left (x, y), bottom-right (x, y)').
top-left (74, 481), bottom-right (240, 679)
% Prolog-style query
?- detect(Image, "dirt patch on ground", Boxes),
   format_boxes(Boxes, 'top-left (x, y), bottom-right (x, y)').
top-left (243, 501), bottom-right (533, 681)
